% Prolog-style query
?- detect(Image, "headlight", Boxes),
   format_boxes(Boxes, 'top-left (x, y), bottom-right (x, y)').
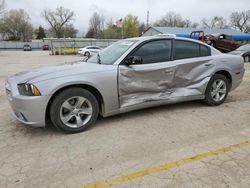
top-left (18, 83), bottom-right (41, 96)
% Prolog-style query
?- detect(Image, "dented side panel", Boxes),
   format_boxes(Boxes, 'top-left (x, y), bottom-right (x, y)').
top-left (118, 57), bottom-right (215, 108)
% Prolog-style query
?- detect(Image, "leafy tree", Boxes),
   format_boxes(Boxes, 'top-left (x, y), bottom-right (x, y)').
top-left (123, 14), bottom-right (140, 38)
top-left (246, 26), bottom-right (250, 33)
top-left (35, 25), bottom-right (46, 39)
top-left (0, 9), bottom-right (33, 41)
top-left (103, 20), bottom-right (121, 39)
top-left (230, 10), bottom-right (250, 32)
top-left (42, 6), bottom-right (75, 38)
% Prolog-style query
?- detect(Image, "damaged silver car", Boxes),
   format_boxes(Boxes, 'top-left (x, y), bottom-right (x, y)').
top-left (5, 35), bottom-right (245, 133)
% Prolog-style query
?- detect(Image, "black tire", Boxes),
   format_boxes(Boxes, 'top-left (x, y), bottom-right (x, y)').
top-left (50, 87), bottom-right (99, 133)
top-left (204, 74), bottom-right (229, 106)
top-left (84, 51), bottom-right (90, 57)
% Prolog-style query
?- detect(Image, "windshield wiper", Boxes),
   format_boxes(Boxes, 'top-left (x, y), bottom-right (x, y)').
top-left (97, 53), bottom-right (101, 64)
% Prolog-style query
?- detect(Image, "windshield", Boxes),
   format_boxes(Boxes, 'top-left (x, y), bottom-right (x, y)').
top-left (87, 40), bottom-right (137, 65)
top-left (236, 44), bottom-right (250, 51)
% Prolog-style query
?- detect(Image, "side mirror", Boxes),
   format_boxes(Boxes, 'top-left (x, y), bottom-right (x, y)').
top-left (126, 56), bottom-right (143, 65)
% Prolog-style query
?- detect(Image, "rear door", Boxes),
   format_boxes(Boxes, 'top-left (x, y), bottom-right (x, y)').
top-left (118, 39), bottom-right (177, 108)
top-left (172, 39), bottom-right (215, 96)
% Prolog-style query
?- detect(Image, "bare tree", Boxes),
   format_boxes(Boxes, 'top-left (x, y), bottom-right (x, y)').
top-left (201, 16), bottom-right (227, 29)
top-left (154, 11), bottom-right (197, 28)
top-left (230, 10), bottom-right (250, 32)
top-left (63, 24), bottom-right (78, 38)
top-left (154, 12), bottom-right (184, 27)
top-left (42, 6), bottom-right (75, 38)
top-left (87, 12), bottom-right (102, 38)
top-left (0, 9), bottom-right (33, 41)
top-left (0, 0), bottom-right (6, 16)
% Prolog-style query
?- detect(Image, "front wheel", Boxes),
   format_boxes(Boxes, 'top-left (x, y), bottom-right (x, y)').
top-left (84, 51), bottom-right (90, 57)
top-left (50, 88), bottom-right (99, 133)
top-left (204, 74), bottom-right (229, 106)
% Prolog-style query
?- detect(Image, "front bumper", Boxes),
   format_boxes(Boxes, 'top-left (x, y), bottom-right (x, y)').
top-left (5, 77), bottom-right (49, 127)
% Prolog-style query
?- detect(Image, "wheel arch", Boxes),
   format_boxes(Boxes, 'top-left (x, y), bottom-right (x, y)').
top-left (45, 84), bottom-right (105, 124)
top-left (214, 70), bottom-right (232, 91)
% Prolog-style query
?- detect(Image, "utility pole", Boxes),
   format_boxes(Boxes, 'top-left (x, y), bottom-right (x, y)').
top-left (147, 11), bottom-right (149, 28)
top-left (121, 23), bottom-right (124, 39)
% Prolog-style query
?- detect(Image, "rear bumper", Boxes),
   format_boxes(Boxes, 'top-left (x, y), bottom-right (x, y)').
top-left (231, 67), bottom-right (245, 91)
top-left (5, 77), bottom-right (49, 127)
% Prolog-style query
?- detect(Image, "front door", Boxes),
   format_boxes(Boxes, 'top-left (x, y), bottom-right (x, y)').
top-left (118, 39), bottom-right (177, 108)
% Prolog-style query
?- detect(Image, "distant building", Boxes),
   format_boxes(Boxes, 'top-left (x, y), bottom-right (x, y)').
top-left (142, 27), bottom-right (250, 41)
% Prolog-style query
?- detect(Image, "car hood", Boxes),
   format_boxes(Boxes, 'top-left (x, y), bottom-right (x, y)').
top-left (229, 50), bottom-right (246, 55)
top-left (12, 61), bottom-right (114, 83)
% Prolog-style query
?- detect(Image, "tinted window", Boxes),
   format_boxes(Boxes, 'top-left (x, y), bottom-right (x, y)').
top-left (132, 40), bottom-right (172, 64)
top-left (200, 45), bottom-right (210, 56)
top-left (174, 40), bottom-right (200, 60)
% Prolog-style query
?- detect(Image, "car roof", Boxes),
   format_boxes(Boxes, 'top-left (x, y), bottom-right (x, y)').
top-left (125, 35), bottom-right (211, 47)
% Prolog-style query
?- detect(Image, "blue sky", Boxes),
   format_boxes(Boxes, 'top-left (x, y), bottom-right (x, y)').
top-left (6, 0), bottom-right (249, 36)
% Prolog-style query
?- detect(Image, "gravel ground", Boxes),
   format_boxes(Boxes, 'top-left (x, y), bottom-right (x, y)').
top-left (0, 51), bottom-right (250, 188)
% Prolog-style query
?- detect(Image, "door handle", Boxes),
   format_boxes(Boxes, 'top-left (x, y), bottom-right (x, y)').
top-left (204, 63), bottom-right (212, 67)
top-left (165, 70), bottom-right (174, 74)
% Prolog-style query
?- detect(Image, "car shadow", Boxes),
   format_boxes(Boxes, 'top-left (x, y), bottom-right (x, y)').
top-left (11, 99), bottom-right (233, 135)
top-left (93, 100), bottom-right (206, 129)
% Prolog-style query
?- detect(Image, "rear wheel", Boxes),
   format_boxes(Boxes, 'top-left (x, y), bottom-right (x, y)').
top-left (204, 74), bottom-right (229, 106)
top-left (50, 88), bottom-right (99, 133)
top-left (84, 51), bottom-right (90, 57)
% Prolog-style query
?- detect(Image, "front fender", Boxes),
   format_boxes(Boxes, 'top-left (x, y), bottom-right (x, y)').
top-left (33, 70), bottom-right (119, 117)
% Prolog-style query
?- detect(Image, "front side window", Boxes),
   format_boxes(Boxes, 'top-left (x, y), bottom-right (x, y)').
top-left (132, 40), bottom-right (172, 64)
top-left (87, 40), bottom-right (137, 65)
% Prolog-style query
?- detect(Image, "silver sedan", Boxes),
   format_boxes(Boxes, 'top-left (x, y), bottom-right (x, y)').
top-left (5, 35), bottom-right (245, 133)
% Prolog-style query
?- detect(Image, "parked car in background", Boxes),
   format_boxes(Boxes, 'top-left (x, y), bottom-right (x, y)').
top-left (205, 34), bottom-right (240, 52)
top-left (42, 44), bottom-right (49, 51)
top-left (230, 44), bottom-right (250, 63)
top-left (23, 44), bottom-right (32, 51)
top-left (78, 46), bottom-right (101, 57)
top-left (6, 36), bottom-right (245, 133)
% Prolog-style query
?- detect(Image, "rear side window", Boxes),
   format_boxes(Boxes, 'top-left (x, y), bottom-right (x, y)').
top-left (132, 40), bottom-right (172, 64)
top-left (200, 45), bottom-right (210, 56)
top-left (174, 40), bottom-right (211, 60)
top-left (174, 40), bottom-right (200, 60)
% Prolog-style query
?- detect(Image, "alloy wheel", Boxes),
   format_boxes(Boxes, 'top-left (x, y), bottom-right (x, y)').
top-left (210, 79), bottom-right (227, 102)
top-left (60, 96), bottom-right (93, 128)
